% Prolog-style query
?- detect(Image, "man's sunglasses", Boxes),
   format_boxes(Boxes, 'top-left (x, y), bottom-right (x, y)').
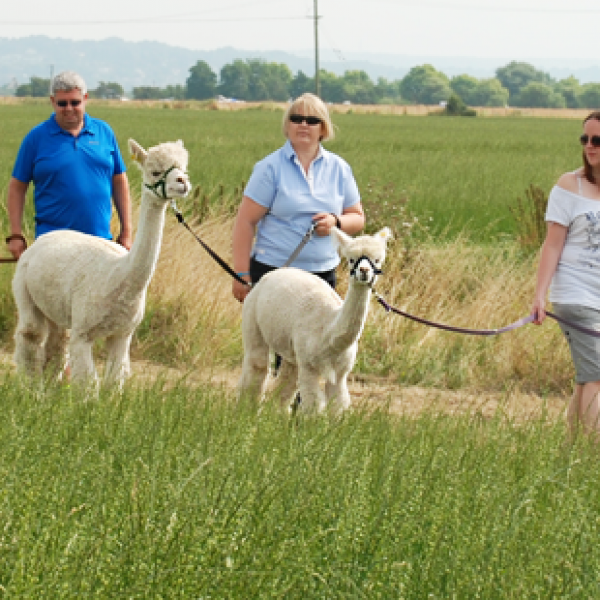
top-left (580, 134), bottom-right (600, 148)
top-left (289, 114), bottom-right (322, 126)
top-left (55, 99), bottom-right (82, 108)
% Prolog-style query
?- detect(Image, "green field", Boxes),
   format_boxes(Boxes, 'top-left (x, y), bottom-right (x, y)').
top-left (0, 103), bottom-right (580, 388)
top-left (0, 102), bottom-right (584, 239)
top-left (1, 104), bottom-right (596, 597)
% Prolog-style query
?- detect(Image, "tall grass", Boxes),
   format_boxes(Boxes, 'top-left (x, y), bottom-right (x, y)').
top-left (0, 105), bottom-right (578, 394)
top-left (0, 191), bottom-right (565, 394)
top-left (509, 184), bottom-right (549, 253)
top-left (0, 375), bottom-right (598, 597)
top-left (0, 104), bottom-right (592, 596)
top-left (122, 205), bottom-right (569, 395)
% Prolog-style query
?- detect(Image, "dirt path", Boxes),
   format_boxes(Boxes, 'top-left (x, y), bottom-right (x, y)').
top-left (0, 349), bottom-right (565, 423)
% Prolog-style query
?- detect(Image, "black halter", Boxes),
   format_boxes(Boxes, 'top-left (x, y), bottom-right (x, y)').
top-left (349, 255), bottom-right (382, 278)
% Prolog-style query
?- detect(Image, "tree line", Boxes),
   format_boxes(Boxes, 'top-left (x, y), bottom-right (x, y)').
top-left (14, 60), bottom-right (600, 109)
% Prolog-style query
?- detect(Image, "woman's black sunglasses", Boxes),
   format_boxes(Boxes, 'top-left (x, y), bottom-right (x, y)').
top-left (580, 134), bottom-right (600, 148)
top-left (289, 114), bottom-right (322, 126)
top-left (56, 99), bottom-right (82, 108)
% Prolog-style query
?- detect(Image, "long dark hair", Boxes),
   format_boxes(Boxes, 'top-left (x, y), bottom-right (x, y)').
top-left (583, 111), bottom-right (600, 184)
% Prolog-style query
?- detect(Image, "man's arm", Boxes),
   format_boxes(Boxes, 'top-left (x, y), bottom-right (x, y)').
top-left (7, 177), bottom-right (29, 259)
top-left (112, 172), bottom-right (132, 250)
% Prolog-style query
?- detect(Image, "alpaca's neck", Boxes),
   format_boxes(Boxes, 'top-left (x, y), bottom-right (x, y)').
top-left (327, 279), bottom-right (372, 352)
top-left (119, 191), bottom-right (167, 292)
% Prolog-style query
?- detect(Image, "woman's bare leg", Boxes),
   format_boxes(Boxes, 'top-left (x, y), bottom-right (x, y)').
top-left (569, 381), bottom-right (600, 439)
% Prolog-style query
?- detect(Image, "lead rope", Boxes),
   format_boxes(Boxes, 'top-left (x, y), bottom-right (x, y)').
top-left (374, 291), bottom-right (534, 336)
top-left (170, 200), bottom-right (251, 287)
top-left (170, 199), bottom-right (318, 287)
top-left (374, 291), bottom-right (600, 339)
top-left (281, 223), bottom-right (317, 268)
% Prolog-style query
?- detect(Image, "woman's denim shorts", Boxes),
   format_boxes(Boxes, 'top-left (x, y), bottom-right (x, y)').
top-left (553, 303), bottom-right (600, 384)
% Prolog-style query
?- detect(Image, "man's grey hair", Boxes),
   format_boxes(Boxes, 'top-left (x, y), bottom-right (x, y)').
top-left (51, 71), bottom-right (87, 96)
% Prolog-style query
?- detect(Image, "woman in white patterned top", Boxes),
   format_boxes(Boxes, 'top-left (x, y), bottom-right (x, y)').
top-left (533, 111), bottom-right (600, 436)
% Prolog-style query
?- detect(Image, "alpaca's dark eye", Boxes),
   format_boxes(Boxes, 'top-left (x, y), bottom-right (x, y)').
top-left (348, 258), bottom-right (355, 264)
top-left (152, 171), bottom-right (162, 177)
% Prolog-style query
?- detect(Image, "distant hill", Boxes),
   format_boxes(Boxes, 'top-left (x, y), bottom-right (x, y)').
top-left (1, 36), bottom-right (599, 92)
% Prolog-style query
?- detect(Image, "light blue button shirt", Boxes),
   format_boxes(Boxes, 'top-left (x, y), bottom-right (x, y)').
top-left (244, 140), bottom-right (360, 272)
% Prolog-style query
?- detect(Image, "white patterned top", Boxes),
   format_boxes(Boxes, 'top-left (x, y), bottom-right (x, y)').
top-left (547, 179), bottom-right (600, 309)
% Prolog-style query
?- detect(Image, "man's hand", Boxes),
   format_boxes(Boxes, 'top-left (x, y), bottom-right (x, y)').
top-left (116, 230), bottom-right (132, 250)
top-left (6, 234), bottom-right (27, 260)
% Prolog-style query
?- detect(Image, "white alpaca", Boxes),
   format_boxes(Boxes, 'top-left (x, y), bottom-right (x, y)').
top-left (238, 226), bottom-right (392, 413)
top-left (12, 139), bottom-right (191, 386)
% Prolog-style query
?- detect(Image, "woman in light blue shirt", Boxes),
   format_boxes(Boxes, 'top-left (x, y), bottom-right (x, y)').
top-left (232, 93), bottom-right (365, 303)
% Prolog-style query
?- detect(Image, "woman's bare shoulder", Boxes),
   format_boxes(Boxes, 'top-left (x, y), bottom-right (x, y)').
top-left (556, 169), bottom-right (583, 193)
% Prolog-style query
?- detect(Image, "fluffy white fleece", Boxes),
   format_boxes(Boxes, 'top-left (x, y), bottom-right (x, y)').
top-left (12, 139), bottom-right (191, 386)
top-left (238, 226), bottom-right (391, 413)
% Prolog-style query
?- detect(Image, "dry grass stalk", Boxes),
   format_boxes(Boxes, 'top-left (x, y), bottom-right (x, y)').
top-left (509, 184), bottom-right (548, 253)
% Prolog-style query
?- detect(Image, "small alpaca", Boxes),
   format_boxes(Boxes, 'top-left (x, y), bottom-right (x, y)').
top-left (238, 226), bottom-right (392, 413)
top-left (12, 139), bottom-right (191, 386)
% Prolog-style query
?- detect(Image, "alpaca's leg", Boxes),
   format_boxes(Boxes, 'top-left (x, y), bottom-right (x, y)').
top-left (69, 332), bottom-right (97, 385)
top-left (269, 360), bottom-right (298, 408)
top-left (104, 334), bottom-right (132, 387)
top-left (238, 316), bottom-right (270, 401)
top-left (43, 320), bottom-right (69, 378)
top-left (13, 295), bottom-right (48, 377)
top-left (297, 366), bottom-right (326, 414)
top-left (326, 371), bottom-right (352, 414)
top-left (238, 333), bottom-right (270, 401)
top-left (238, 353), bottom-right (270, 401)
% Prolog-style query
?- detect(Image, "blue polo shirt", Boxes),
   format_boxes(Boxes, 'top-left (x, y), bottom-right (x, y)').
top-left (244, 140), bottom-right (360, 272)
top-left (12, 113), bottom-right (126, 239)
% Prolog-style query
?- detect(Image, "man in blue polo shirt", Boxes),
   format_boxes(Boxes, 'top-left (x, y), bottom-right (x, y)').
top-left (6, 70), bottom-right (132, 259)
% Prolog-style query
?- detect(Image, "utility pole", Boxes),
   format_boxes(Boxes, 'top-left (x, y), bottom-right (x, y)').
top-left (49, 65), bottom-right (54, 94)
top-left (314, 0), bottom-right (320, 98)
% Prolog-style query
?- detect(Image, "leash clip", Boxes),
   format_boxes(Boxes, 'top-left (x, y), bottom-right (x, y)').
top-left (170, 200), bottom-right (184, 223)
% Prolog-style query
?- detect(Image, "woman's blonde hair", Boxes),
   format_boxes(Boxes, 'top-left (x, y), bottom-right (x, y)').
top-left (282, 93), bottom-right (335, 142)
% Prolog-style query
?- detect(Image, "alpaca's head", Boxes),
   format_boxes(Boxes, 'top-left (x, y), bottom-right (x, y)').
top-left (128, 138), bottom-right (191, 201)
top-left (331, 227), bottom-right (392, 286)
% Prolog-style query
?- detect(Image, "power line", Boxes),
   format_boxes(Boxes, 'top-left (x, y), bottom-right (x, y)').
top-left (163, 0), bottom-right (285, 18)
top-left (2, 0), bottom-right (310, 26)
top-left (320, 24), bottom-right (346, 62)
top-left (364, 0), bottom-right (600, 13)
top-left (2, 16), bottom-right (311, 26)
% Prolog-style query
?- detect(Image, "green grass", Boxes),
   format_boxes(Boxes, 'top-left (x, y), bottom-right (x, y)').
top-left (0, 104), bottom-right (582, 392)
top-left (1, 105), bottom-right (595, 597)
top-left (0, 103), bottom-right (583, 240)
top-left (0, 375), bottom-right (598, 597)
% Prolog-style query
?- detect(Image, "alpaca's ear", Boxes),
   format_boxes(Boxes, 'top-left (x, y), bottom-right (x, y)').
top-left (330, 225), bottom-right (352, 254)
top-left (128, 139), bottom-right (147, 168)
top-left (176, 139), bottom-right (184, 148)
top-left (377, 227), bottom-right (393, 243)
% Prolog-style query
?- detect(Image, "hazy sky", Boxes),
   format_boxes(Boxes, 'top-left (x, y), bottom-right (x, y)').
top-left (2, 0), bottom-right (599, 64)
